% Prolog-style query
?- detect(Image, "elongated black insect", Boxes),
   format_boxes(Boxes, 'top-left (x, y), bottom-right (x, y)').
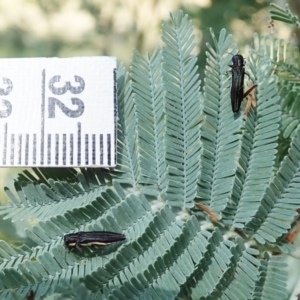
top-left (230, 54), bottom-right (249, 113)
top-left (229, 54), bottom-right (258, 114)
top-left (64, 231), bottom-right (126, 250)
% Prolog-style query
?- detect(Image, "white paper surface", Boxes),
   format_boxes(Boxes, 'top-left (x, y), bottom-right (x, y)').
top-left (0, 56), bottom-right (117, 167)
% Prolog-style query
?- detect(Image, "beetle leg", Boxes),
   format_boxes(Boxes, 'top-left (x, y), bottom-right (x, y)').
top-left (75, 243), bottom-right (83, 252)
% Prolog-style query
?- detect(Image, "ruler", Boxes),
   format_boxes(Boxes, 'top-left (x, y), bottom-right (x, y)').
top-left (0, 57), bottom-right (117, 167)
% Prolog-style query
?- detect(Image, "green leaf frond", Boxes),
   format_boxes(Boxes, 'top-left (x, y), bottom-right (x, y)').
top-left (16, 168), bottom-right (80, 184)
top-left (252, 34), bottom-right (300, 160)
top-left (110, 63), bottom-right (140, 186)
top-left (250, 127), bottom-right (300, 244)
top-left (161, 11), bottom-right (202, 209)
top-left (279, 87), bottom-right (300, 140)
top-left (130, 48), bottom-right (168, 197)
top-left (0, 192), bottom-right (153, 298)
top-left (270, 3), bottom-right (300, 27)
top-left (54, 279), bottom-right (92, 300)
top-left (232, 54), bottom-right (281, 229)
top-left (0, 168), bottom-right (110, 222)
top-left (180, 232), bottom-right (260, 299)
top-left (253, 253), bottom-right (287, 300)
top-left (85, 209), bottom-right (196, 299)
top-left (197, 28), bottom-right (243, 216)
top-left (253, 33), bottom-right (300, 86)
top-left (0, 182), bottom-right (130, 261)
top-left (86, 220), bottom-right (261, 300)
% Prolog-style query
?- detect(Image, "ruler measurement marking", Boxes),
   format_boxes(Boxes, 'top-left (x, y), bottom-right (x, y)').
top-left (63, 134), bottom-right (66, 165)
top-left (33, 134), bottom-right (36, 165)
top-left (92, 134), bottom-right (95, 164)
top-left (25, 134), bottom-right (29, 165)
top-left (85, 134), bottom-right (89, 165)
top-left (18, 134), bottom-right (22, 165)
top-left (10, 134), bottom-right (14, 165)
top-left (47, 134), bottom-right (51, 165)
top-left (55, 134), bottom-right (59, 165)
top-left (2, 123), bottom-right (7, 165)
top-left (70, 134), bottom-right (73, 165)
top-left (100, 134), bottom-right (103, 165)
top-left (77, 122), bottom-right (81, 165)
top-left (107, 134), bottom-right (111, 166)
top-left (40, 69), bottom-right (46, 165)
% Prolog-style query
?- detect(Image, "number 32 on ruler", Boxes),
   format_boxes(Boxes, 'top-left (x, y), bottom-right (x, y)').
top-left (48, 75), bottom-right (85, 118)
top-left (0, 75), bottom-right (86, 119)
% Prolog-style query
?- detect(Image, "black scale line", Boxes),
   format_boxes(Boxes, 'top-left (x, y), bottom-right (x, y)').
top-left (25, 134), bottom-right (29, 165)
top-left (47, 134), bottom-right (51, 165)
top-left (100, 134), bottom-right (103, 165)
top-left (10, 134), bottom-right (14, 165)
top-left (85, 134), bottom-right (89, 165)
top-left (2, 123), bottom-right (7, 165)
top-left (92, 134), bottom-right (95, 164)
top-left (33, 134), bottom-right (37, 165)
top-left (55, 134), bottom-right (59, 165)
top-left (107, 134), bottom-right (111, 166)
top-left (18, 134), bottom-right (22, 165)
top-left (63, 134), bottom-right (66, 165)
top-left (70, 134), bottom-right (73, 165)
top-left (77, 122), bottom-right (81, 165)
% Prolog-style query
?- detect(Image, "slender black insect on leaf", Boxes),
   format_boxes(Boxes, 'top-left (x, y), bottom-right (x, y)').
top-left (229, 54), bottom-right (257, 114)
top-left (230, 54), bottom-right (247, 113)
top-left (64, 231), bottom-right (126, 250)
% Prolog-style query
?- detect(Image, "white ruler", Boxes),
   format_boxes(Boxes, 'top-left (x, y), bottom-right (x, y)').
top-left (0, 56), bottom-right (117, 167)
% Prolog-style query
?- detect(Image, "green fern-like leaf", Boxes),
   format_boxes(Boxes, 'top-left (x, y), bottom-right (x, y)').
top-left (232, 54), bottom-right (281, 230)
top-left (0, 168), bottom-right (107, 222)
top-left (270, 3), bottom-right (300, 27)
top-left (252, 126), bottom-right (300, 244)
top-left (162, 11), bottom-right (202, 209)
top-left (253, 253), bottom-right (287, 300)
top-left (131, 48), bottom-right (168, 197)
top-left (197, 28), bottom-right (242, 215)
top-left (110, 63), bottom-right (140, 186)
top-left (253, 34), bottom-right (300, 141)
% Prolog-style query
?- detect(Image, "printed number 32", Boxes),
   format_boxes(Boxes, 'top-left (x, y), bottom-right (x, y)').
top-left (0, 78), bottom-right (13, 118)
top-left (48, 75), bottom-right (85, 118)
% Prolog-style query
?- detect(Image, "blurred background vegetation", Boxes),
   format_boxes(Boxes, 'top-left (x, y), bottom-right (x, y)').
top-left (0, 0), bottom-right (297, 248)
top-left (0, 0), bottom-right (292, 66)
